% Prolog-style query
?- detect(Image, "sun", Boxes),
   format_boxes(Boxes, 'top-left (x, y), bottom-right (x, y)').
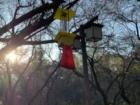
top-left (5, 51), bottom-right (17, 63)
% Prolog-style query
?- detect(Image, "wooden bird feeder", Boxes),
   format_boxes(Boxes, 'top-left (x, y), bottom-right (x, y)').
top-left (84, 23), bottom-right (103, 42)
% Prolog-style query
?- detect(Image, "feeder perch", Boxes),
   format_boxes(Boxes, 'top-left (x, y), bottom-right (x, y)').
top-left (73, 39), bottom-right (81, 50)
top-left (84, 23), bottom-right (103, 42)
top-left (54, 8), bottom-right (75, 21)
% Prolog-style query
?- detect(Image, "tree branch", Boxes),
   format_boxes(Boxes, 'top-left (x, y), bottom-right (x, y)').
top-left (0, 0), bottom-right (64, 36)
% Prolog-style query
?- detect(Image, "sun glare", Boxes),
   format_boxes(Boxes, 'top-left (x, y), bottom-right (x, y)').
top-left (5, 51), bottom-right (17, 63)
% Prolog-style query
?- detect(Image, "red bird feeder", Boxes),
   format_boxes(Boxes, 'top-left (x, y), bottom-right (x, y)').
top-left (60, 45), bottom-right (75, 69)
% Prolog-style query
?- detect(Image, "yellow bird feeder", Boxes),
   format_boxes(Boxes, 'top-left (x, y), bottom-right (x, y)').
top-left (54, 7), bottom-right (76, 70)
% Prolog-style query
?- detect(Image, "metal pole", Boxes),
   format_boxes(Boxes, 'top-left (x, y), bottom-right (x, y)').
top-left (80, 25), bottom-right (91, 105)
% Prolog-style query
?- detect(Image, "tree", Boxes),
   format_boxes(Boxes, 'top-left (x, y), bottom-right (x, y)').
top-left (0, 0), bottom-right (140, 105)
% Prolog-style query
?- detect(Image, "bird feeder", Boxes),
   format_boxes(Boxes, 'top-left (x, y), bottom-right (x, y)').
top-left (54, 7), bottom-right (76, 70)
top-left (84, 23), bottom-right (103, 42)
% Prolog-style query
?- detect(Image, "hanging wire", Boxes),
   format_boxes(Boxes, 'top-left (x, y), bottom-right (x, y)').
top-left (60, 0), bottom-right (72, 33)
top-left (68, 0), bottom-right (70, 33)
top-left (60, 4), bottom-right (67, 32)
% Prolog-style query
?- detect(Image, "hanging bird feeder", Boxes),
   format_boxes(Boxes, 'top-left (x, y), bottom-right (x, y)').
top-left (54, 7), bottom-right (76, 70)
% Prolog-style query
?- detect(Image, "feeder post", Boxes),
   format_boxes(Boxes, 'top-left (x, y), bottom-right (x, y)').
top-left (80, 25), bottom-right (91, 105)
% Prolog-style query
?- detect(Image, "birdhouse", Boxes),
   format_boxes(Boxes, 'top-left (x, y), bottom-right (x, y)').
top-left (84, 23), bottom-right (103, 42)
